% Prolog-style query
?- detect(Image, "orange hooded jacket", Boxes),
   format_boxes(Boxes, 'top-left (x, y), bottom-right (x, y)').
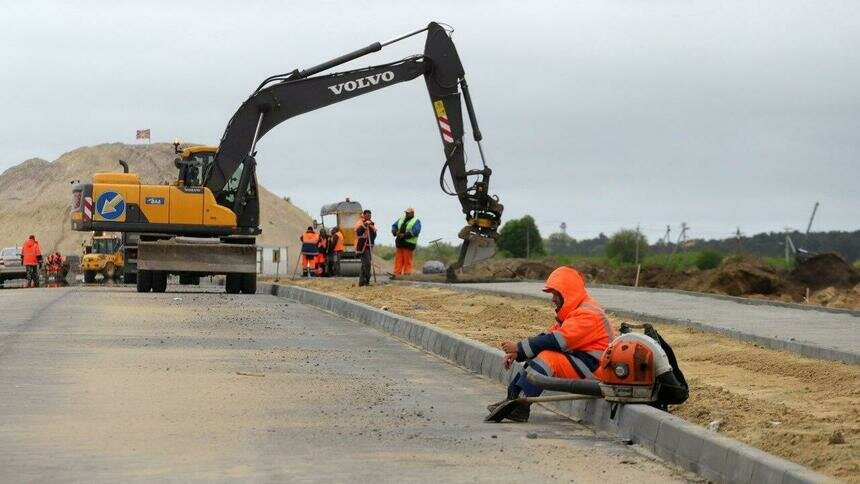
top-left (516, 267), bottom-right (615, 368)
top-left (21, 238), bottom-right (42, 266)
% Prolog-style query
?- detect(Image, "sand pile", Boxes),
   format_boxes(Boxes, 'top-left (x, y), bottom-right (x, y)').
top-left (791, 253), bottom-right (860, 290)
top-left (692, 255), bottom-right (785, 296)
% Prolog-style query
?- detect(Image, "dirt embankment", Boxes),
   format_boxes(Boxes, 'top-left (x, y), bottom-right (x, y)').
top-left (407, 253), bottom-right (860, 310)
top-left (287, 278), bottom-right (860, 482)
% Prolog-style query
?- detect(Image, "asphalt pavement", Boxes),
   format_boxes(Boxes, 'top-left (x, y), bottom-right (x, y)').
top-left (0, 285), bottom-right (689, 482)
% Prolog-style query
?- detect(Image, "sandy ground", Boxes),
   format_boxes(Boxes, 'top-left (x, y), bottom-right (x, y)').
top-left (288, 278), bottom-right (860, 482)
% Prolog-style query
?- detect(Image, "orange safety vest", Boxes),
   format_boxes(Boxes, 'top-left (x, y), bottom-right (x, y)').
top-left (21, 239), bottom-right (41, 266)
top-left (333, 230), bottom-right (345, 252)
top-left (301, 231), bottom-right (320, 255)
top-left (353, 218), bottom-right (376, 253)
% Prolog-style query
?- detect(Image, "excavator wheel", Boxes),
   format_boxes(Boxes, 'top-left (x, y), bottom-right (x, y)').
top-left (83, 270), bottom-right (96, 283)
top-left (137, 270), bottom-right (152, 292)
top-left (151, 271), bottom-right (168, 293)
top-left (225, 273), bottom-right (241, 294)
top-left (240, 273), bottom-right (257, 294)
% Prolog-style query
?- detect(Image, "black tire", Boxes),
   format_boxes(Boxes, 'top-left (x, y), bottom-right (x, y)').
top-left (240, 273), bottom-right (257, 294)
top-left (84, 270), bottom-right (96, 283)
top-left (189, 275), bottom-right (200, 285)
top-left (137, 270), bottom-right (152, 292)
top-left (225, 273), bottom-right (241, 294)
top-left (151, 271), bottom-right (168, 293)
top-left (123, 271), bottom-right (137, 284)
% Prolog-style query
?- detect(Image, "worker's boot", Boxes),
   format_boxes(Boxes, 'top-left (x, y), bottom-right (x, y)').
top-left (506, 403), bottom-right (531, 423)
top-left (486, 386), bottom-right (521, 412)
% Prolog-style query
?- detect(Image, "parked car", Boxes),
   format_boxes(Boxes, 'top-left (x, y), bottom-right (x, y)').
top-left (0, 246), bottom-right (27, 284)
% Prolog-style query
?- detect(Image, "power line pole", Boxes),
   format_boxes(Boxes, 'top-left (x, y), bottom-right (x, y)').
top-left (635, 223), bottom-right (641, 265)
top-left (662, 225), bottom-right (671, 246)
top-left (784, 226), bottom-right (795, 263)
top-left (525, 229), bottom-right (530, 259)
top-left (671, 223), bottom-right (688, 257)
top-left (735, 227), bottom-right (744, 254)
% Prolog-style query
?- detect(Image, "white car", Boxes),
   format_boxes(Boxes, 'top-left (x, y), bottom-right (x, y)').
top-left (0, 246), bottom-right (26, 283)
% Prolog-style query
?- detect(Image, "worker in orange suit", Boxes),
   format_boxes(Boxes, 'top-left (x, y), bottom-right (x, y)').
top-left (315, 228), bottom-right (329, 276)
top-left (354, 210), bottom-right (377, 286)
top-left (328, 226), bottom-right (345, 275)
top-left (299, 226), bottom-right (319, 277)
top-left (21, 234), bottom-right (43, 288)
top-left (488, 267), bottom-right (615, 422)
top-left (391, 207), bottom-right (421, 276)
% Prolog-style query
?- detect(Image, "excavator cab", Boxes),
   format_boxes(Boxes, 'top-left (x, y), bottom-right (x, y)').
top-left (174, 142), bottom-right (217, 188)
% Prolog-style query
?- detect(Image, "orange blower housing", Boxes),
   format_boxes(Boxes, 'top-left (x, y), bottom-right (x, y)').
top-left (598, 332), bottom-right (672, 403)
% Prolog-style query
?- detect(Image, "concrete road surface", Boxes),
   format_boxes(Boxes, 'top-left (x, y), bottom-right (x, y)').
top-left (0, 286), bottom-right (690, 482)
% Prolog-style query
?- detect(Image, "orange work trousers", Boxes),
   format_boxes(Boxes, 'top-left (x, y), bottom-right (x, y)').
top-left (393, 247), bottom-right (414, 275)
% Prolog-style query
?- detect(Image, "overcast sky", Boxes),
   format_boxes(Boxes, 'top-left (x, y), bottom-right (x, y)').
top-left (1, 0), bottom-right (857, 244)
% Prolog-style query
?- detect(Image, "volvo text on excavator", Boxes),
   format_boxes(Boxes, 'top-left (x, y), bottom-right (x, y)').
top-left (70, 22), bottom-right (503, 293)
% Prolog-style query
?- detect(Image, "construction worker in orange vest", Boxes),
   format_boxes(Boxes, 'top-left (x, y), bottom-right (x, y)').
top-left (391, 207), bottom-right (421, 277)
top-left (328, 226), bottom-right (345, 275)
top-left (21, 234), bottom-right (43, 288)
top-left (299, 226), bottom-right (319, 277)
top-left (488, 267), bottom-right (615, 422)
top-left (315, 228), bottom-right (329, 277)
top-left (354, 209), bottom-right (377, 286)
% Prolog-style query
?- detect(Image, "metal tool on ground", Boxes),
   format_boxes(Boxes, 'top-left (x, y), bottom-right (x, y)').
top-left (367, 220), bottom-right (377, 284)
top-left (486, 323), bottom-right (688, 422)
top-left (70, 22), bottom-right (503, 294)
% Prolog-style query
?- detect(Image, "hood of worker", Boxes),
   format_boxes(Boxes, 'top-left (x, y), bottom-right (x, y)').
top-left (543, 267), bottom-right (588, 321)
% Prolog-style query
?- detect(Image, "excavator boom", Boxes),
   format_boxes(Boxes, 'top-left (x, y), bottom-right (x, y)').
top-left (205, 22), bottom-right (503, 268)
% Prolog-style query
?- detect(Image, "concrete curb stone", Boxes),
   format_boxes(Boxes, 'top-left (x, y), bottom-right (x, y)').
top-left (259, 282), bottom-right (832, 484)
top-left (400, 281), bottom-right (859, 365)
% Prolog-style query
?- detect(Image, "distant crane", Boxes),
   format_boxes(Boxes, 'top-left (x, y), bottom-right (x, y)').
top-left (784, 201), bottom-right (819, 263)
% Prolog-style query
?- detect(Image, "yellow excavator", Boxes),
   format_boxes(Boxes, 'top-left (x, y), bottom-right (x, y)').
top-left (70, 22), bottom-right (503, 293)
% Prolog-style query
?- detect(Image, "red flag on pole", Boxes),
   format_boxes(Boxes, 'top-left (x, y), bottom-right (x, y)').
top-left (136, 129), bottom-right (151, 140)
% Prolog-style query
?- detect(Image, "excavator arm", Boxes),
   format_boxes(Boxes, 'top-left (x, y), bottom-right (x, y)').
top-left (205, 22), bottom-right (503, 268)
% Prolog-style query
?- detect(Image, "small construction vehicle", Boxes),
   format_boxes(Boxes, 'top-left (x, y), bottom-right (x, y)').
top-left (71, 22), bottom-right (503, 293)
top-left (81, 232), bottom-right (124, 282)
top-left (318, 199), bottom-right (363, 276)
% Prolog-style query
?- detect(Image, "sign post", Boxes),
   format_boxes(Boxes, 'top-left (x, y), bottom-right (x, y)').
top-left (273, 249), bottom-right (281, 281)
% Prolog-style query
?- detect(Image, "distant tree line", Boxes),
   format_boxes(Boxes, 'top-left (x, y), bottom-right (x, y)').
top-left (545, 229), bottom-right (860, 262)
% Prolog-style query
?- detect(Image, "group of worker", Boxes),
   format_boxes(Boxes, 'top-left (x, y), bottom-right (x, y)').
top-left (10, 235), bottom-right (65, 289)
top-left (299, 225), bottom-right (346, 277)
top-left (298, 207), bottom-right (422, 285)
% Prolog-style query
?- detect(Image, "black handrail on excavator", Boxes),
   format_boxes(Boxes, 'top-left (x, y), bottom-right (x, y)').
top-left (203, 22), bottom-right (503, 269)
